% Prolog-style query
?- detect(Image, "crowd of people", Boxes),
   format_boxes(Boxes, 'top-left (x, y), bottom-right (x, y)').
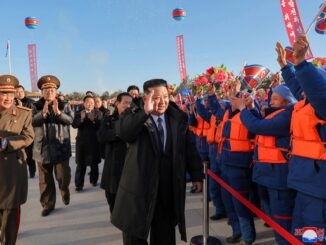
top-left (0, 35), bottom-right (325, 245)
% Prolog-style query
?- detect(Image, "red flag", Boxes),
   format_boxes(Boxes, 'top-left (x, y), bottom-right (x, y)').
top-left (285, 46), bottom-right (296, 65)
top-left (280, 0), bottom-right (313, 59)
top-left (241, 64), bottom-right (270, 90)
top-left (316, 13), bottom-right (326, 34)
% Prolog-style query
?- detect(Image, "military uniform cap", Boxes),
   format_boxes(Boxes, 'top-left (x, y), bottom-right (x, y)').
top-left (0, 74), bottom-right (19, 92)
top-left (37, 75), bottom-right (60, 90)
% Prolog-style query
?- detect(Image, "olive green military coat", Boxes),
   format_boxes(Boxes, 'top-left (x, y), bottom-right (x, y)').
top-left (0, 105), bottom-right (34, 209)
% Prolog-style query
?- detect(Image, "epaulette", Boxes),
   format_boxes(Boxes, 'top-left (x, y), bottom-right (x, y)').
top-left (17, 105), bottom-right (32, 111)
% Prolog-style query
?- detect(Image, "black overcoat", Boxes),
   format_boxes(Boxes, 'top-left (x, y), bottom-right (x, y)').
top-left (111, 103), bottom-right (203, 242)
top-left (72, 110), bottom-right (102, 165)
top-left (97, 109), bottom-right (127, 193)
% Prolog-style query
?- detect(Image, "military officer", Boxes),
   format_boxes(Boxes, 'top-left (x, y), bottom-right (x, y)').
top-left (0, 75), bottom-right (34, 245)
top-left (32, 75), bottom-right (73, 217)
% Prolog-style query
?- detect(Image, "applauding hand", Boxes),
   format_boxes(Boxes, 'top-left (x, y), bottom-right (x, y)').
top-left (53, 99), bottom-right (61, 116)
top-left (275, 42), bottom-right (287, 68)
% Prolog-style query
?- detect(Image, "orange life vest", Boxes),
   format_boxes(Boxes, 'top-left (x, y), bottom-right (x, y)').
top-left (195, 115), bottom-right (210, 137)
top-left (214, 111), bottom-right (229, 144)
top-left (217, 110), bottom-right (254, 153)
top-left (256, 109), bottom-right (288, 164)
top-left (291, 100), bottom-right (326, 160)
top-left (206, 115), bottom-right (217, 144)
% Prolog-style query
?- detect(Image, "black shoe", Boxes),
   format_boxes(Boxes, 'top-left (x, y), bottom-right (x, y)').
top-left (210, 213), bottom-right (227, 220)
top-left (62, 196), bottom-right (70, 205)
top-left (226, 234), bottom-right (241, 244)
top-left (75, 187), bottom-right (83, 192)
top-left (239, 240), bottom-right (254, 245)
top-left (41, 208), bottom-right (54, 217)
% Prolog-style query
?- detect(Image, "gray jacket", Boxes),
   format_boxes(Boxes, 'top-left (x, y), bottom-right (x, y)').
top-left (32, 98), bottom-right (72, 164)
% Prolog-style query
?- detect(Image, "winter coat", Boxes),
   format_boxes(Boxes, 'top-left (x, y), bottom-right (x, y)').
top-left (111, 103), bottom-right (203, 242)
top-left (98, 109), bottom-right (127, 193)
top-left (32, 98), bottom-right (72, 164)
top-left (72, 109), bottom-right (102, 165)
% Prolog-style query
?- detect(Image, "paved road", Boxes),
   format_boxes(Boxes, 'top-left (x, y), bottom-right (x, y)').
top-left (16, 129), bottom-right (276, 245)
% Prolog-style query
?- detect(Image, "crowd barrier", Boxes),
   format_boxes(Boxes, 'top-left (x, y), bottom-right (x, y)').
top-left (191, 162), bottom-right (307, 245)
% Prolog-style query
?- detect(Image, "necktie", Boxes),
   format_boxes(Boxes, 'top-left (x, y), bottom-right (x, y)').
top-left (157, 117), bottom-right (164, 148)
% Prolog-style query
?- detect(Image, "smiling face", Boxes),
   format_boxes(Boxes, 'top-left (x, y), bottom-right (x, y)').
top-left (84, 97), bottom-right (95, 112)
top-left (42, 88), bottom-right (57, 102)
top-left (270, 92), bottom-right (290, 108)
top-left (16, 87), bottom-right (25, 100)
top-left (145, 86), bottom-right (169, 116)
top-left (0, 92), bottom-right (15, 110)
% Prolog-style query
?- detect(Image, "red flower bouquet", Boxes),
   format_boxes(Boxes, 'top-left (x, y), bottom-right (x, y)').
top-left (193, 75), bottom-right (210, 91)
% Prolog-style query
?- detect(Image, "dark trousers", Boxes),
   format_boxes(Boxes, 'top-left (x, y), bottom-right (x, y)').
top-left (221, 164), bottom-right (256, 242)
top-left (105, 190), bottom-right (116, 214)
top-left (0, 208), bottom-right (20, 245)
top-left (75, 164), bottom-right (99, 188)
top-left (292, 192), bottom-right (326, 245)
top-left (25, 144), bottom-right (36, 177)
top-left (208, 144), bottom-right (226, 215)
top-left (122, 197), bottom-right (176, 245)
top-left (268, 188), bottom-right (295, 245)
top-left (37, 160), bottom-right (71, 209)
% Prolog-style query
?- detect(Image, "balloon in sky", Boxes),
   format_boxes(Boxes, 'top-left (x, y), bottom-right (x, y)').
top-left (25, 17), bottom-right (39, 29)
top-left (172, 8), bottom-right (186, 21)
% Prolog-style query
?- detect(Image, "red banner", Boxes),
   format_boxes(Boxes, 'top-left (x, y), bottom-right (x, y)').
top-left (28, 44), bottom-right (38, 92)
top-left (176, 35), bottom-right (187, 82)
top-left (280, 0), bottom-right (313, 59)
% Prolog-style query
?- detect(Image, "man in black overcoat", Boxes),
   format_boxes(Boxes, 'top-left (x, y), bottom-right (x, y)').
top-left (98, 92), bottom-right (133, 213)
top-left (111, 79), bottom-right (203, 245)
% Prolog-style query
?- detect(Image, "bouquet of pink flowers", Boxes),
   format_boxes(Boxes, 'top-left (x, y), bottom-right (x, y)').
top-left (312, 57), bottom-right (326, 68)
top-left (206, 65), bottom-right (234, 84)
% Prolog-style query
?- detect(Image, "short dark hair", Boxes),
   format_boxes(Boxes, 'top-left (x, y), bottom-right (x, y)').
top-left (127, 85), bottom-right (139, 93)
top-left (83, 95), bottom-right (94, 102)
top-left (117, 92), bottom-right (132, 102)
top-left (85, 91), bottom-right (94, 96)
top-left (143, 79), bottom-right (168, 93)
top-left (16, 85), bottom-right (25, 90)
